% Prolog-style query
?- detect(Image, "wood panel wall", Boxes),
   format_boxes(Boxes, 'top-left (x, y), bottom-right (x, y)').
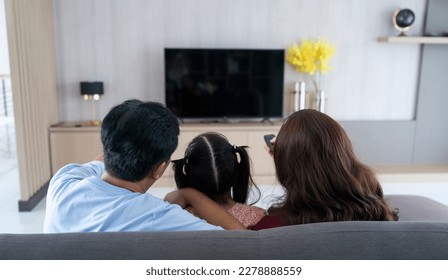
top-left (5, 0), bottom-right (59, 210)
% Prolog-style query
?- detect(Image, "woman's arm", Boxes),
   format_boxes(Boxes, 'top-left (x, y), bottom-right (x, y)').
top-left (165, 188), bottom-right (246, 230)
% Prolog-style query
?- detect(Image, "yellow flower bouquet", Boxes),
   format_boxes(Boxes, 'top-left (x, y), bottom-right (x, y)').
top-left (286, 37), bottom-right (335, 92)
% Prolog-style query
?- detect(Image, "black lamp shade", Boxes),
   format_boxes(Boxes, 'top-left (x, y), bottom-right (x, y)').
top-left (80, 81), bottom-right (104, 95)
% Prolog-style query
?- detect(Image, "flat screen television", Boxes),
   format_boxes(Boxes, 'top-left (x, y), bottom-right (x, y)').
top-left (164, 48), bottom-right (284, 121)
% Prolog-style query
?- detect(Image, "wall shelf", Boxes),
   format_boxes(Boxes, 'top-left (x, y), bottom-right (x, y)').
top-left (378, 36), bottom-right (448, 44)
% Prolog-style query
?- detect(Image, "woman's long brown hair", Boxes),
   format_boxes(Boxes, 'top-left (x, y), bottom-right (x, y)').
top-left (273, 109), bottom-right (395, 225)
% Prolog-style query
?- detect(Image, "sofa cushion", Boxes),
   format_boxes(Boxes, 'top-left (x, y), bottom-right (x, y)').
top-left (258, 221), bottom-right (448, 259)
top-left (385, 195), bottom-right (448, 221)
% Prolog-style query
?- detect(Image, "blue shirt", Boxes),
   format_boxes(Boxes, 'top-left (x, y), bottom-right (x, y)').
top-left (44, 161), bottom-right (222, 232)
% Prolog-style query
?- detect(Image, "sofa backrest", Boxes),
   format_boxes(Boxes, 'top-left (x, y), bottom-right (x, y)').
top-left (2, 221), bottom-right (448, 260)
top-left (385, 195), bottom-right (448, 221)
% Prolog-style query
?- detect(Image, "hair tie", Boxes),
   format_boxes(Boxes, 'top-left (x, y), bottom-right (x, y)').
top-left (233, 145), bottom-right (241, 163)
top-left (182, 156), bottom-right (189, 175)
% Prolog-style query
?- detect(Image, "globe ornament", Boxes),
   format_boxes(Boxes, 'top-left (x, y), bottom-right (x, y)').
top-left (393, 8), bottom-right (415, 36)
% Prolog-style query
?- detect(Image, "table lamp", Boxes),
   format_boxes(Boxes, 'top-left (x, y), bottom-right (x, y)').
top-left (80, 81), bottom-right (104, 126)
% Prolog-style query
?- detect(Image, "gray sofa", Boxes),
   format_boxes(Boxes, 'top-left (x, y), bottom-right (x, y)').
top-left (1, 195), bottom-right (448, 260)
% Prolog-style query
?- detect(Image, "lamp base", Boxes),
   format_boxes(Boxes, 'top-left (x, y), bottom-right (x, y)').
top-left (83, 120), bottom-right (102, 126)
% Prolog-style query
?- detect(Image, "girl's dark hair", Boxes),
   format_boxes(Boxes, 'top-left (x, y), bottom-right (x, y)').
top-left (173, 132), bottom-right (259, 205)
top-left (273, 109), bottom-right (395, 225)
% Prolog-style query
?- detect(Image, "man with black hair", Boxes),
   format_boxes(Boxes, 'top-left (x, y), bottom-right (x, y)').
top-left (44, 99), bottom-right (243, 232)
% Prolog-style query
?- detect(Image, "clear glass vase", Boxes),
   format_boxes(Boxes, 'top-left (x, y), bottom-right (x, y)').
top-left (315, 90), bottom-right (326, 113)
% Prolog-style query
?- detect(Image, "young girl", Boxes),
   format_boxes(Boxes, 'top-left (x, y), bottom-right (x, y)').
top-left (170, 132), bottom-right (266, 228)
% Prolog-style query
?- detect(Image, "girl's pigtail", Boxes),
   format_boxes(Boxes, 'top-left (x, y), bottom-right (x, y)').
top-left (172, 157), bottom-right (190, 189)
top-left (232, 145), bottom-right (260, 204)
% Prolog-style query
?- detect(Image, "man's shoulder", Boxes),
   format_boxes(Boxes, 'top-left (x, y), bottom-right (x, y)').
top-left (52, 161), bottom-right (104, 179)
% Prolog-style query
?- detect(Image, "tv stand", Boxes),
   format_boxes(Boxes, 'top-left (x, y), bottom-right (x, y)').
top-left (261, 117), bottom-right (274, 125)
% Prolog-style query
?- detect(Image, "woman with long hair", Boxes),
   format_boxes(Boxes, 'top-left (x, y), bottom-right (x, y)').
top-left (253, 109), bottom-right (397, 230)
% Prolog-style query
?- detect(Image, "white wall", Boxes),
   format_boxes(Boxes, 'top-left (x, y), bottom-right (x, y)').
top-left (53, 0), bottom-right (427, 122)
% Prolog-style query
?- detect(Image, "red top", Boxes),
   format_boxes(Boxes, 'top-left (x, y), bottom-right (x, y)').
top-left (252, 208), bottom-right (288, 230)
top-left (253, 208), bottom-right (400, 230)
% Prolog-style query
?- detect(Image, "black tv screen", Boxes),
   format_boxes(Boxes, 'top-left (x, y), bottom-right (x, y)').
top-left (164, 48), bottom-right (284, 121)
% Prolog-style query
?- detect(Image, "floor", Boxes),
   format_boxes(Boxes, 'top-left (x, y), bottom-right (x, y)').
top-left (0, 115), bottom-right (48, 234)
top-left (0, 164), bottom-right (47, 234)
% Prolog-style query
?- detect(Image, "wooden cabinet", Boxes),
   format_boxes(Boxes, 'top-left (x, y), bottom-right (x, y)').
top-left (49, 122), bottom-right (281, 187)
top-left (49, 125), bottom-right (103, 175)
